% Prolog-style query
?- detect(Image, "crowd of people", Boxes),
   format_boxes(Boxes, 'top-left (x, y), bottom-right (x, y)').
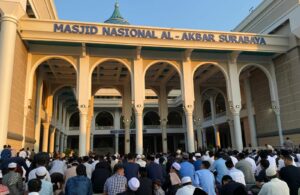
top-left (0, 138), bottom-right (299, 195)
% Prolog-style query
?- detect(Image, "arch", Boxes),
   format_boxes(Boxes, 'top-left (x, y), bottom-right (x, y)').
top-left (167, 111), bottom-right (183, 126)
top-left (144, 60), bottom-right (182, 80)
top-left (52, 85), bottom-right (76, 97)
top-left (215, 93), bottom-right (226, 114)
top-left (238, 63), bottom-right (276, 101)
top-left (94, 87), bottom-right (123, 97)
top-left (89, 58), bottom-right (133, 97)
top-left (28, 56), bottom-right (78, 100)
top-left (69, 112), bottom-right (79, 127)
top-left (95, 111), bottom-right (114, 127)
top-left (193, 62), bottom-right (232, 101)
top-left (143, 111), bottom-right (160, 126)
top-left (203, 100), bottom-right (211, 118)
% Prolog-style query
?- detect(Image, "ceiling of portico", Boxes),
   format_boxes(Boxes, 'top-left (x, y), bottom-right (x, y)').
top-left (194, 64), bottom-right (227, 88)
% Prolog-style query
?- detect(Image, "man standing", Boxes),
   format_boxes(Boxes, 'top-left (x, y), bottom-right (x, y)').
top-left (2, 163), bottom-right (23, 195)
top-left (195, 161), bottom-right (216, 195)
top-left (210, 152), bottom-right (228, 184)
top-left (103, 164), bottom-right (127, 195)
top-left (35, 167), bottom-right (53, 195)
top-left (124, 153), bottom-right (140, 180)
top-left (279, 155), bottom-right (300, 195)
top-left (146, 155), bottom-right (164, 183)
top-left (193, 153), bottom-right (202, 171)
top-left (235, 153), bottom-right (255, 185)
top-left (258, 166), bottom-right (289, 195)
top-left (225, 159), bottom-right (246, 185)
top-left (283, 137), bottom-right (294, 150)
top-left (179, 153), bottom-right (195, 185)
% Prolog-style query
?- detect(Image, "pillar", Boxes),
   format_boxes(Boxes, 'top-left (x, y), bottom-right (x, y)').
top-left (49, 128), bottom-right (56, 154)
top-left (272, 102), bottom-right (284, 146)
top-left (243, 77), bottom-right (258, 147)
top-left (79, 109), bottom-right (88, 156)
top-left (202, 128), bottom-right (207, 148)
top-left (228, 53), bottom-right (243, 152)
top-left (132, 52), bottom-right (145, 155)
top-left (64, 135), bottom-right (68, 151)
top-left (59, 133), bottom-right (64, 153)
top-left (159, 86), bottom-right (168, 153)
top-left (114, 109), bottom-right (121, 154)
top-left (34, 72), bottom-right (44, 152)
top-left (42, 123), bottom-right (50, 152)
top-left (0, 1), bottom-right (26, 147)
top-left (213, 125), bottom-right (221, 148)
top-left (122, 82), bottom-right (132, 154)
top-left (90, 133), bottom-right (94, 152)
top-left (182, 50), bottom-right (196, 153)
top-left (194, 80), bottom-right (204, 150)
top-left (55, 130), bottom-right (60, 153)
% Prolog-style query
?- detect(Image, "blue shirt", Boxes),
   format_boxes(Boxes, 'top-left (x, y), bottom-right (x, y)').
top-left (65, 175), bottom-right (93, 195)
top-left (146, 162), bottom-right (164, 183)
top-left (179, 161), bottom-right (195, 184)
top-left (193, 159), bottom-right (202, 171)
top-left (124, 162), bottom-right (140, 180)
top-left (195, 169), bottom-right (216, 195)
top-left (210, 158), bottom-right (228, 184)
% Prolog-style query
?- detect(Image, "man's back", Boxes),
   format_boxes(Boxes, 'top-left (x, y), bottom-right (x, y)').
top-left (147, 162), bottom-right (163, 182)
top-left (235, 160), bottom-right (255, 184)
top-left (180, 161), bottom-right (195, 184)
top-left (220, 181), bottom-right (247, 195)
top-left (124, 162), bottom-right (139, 180)
top-left (258, 178), bottom-right (289, 195)
top-left (280, 165), bottom-right (300, 195)
top-left (210, 158), bottom-right (228, 184)
top-left (103, 174), bottom-right (127, 195)
top-left (194, 169), bottom-right (216, 195)
top-left (65, 175), bottom-right (92, 195)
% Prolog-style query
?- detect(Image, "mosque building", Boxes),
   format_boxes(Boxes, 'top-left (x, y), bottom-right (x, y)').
top-left (0, 0), bottom-right (299, 156)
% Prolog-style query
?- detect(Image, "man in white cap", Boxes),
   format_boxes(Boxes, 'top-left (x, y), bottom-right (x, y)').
top-left (194, 153), bottom-right (202, 171)
top-left (118, 177), bottom-right (140, 195)
top-left (136, 154), bottom-right (146, 168)
top-left (258, 166), bottom-right (289, 195)
top-left (176, 176), bottom-right (206, 195)
top-left (2, 162), bottom-right (23, 195)
top-left (35, 166), bottom-right (53, 195)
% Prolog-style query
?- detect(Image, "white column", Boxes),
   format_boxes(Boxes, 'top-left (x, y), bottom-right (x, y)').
top-left (42, 123), bottom-right (50, 152)
top-left (228, 53), bottom-right (243, 152)
top-left (0, 1), bottom-right (26, 147)
top-left (79, 110), bottom-right (88, 156)
top-left (135, 109), bottom-right (143, 155)
top-left (182, 52), bottom-right (196, 153)
top-left (114, 109), bottom-right (120, 154)
top-left (272, 102), bottom-right (284, 146)
top-left (244, 77), bottom-right (258, 147)
top-left (194, 80), bottom-right (204, 150)
top-left (228, 120), bottom-right (236, 149)
top-left (64, 135), bottom-right (68, 151)
top-left (55, 130), bottom-right (60, 153)
top-left (159, 86), bottom-right (168, 153)
top-left (60, 133), bottom-right (64, 153)
top-left (90, 133), bottom-right (94, 152)
top-left (34, 73), bottom-right (44, 152)
top-left (122, 82), bottom-right (132, 154)
top-left (124, 119), bottom-right (131, 154)
top-left (202, 128), bottom-right (207, 148)
top-left (49, 128), bottom-right (56, 154)
top-left (132, 54), bottom-right (145, 155)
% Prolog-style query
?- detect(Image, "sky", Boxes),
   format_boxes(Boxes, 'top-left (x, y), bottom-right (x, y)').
top-left (54, 0), bottom-right (262, 31)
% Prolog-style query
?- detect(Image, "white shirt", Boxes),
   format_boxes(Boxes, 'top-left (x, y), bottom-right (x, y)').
top-left (245, 157), bottom-right (256, 174)
top-left (230, 156), bottom-right (238, 166)
top-left (19, 150), bottom-right (27, 159)
top-left (29, 192), bottom-right (39, 195)
top-left (136, 159), bottom-right (146, 167)
top-left (258, 178), bottom-right (289, 195)
top-left (49, 159), bottom-right (67, 175)
top-left (91, 160), bottom-right (99, 171)
top-left (175, 185), bottom-right (196, 195)
top-left (278, 158), bottom-right (297, 170)
top-left (83, 162), bottom-right (93, 179)
top-left (28, 166), bottom-right (51, 182)
top-left (228, 167), bottom-right (246, 185)
top-left (267, 156), bottom-right (277, 168)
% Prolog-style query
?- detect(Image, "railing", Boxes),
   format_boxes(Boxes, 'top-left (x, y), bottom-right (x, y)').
top-left (69, 127), bottom-right (79, 131)
top-left (143, 125), bottom-right (160, 129)
top-left (95, 126), bottom-right (114, 130)
top-left (204, 116), bottom-right (212, 121)
top-left (216, 111), bottom-right (226, 118)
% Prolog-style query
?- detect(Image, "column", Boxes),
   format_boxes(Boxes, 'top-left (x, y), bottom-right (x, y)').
top-left (213, 125), bottom-right (221, 148)
top-left (228, 120), bottom-right (236, 149)
top-left (49, 128), bottom-right (56, 154)
top-left (122, 82), bottom-right (132, 154)
top-left (159, 86), bottom-right (168, 153)
top-left (272, 102), bottom-right (284, 146)
top-left (202, 128), bottom-right (207, 148)
top-left (90, 133), bottom-right (94, 152)
top-left (194, 80), bottom-right (204, 150)
top-left (154, 136), bottom-right (157, 153)
top-left (228, 53), bottom-right (243, 152)
top-left (42, 123), bottom-right (50, 152)
top-left (243, 77), bottom-right (258, 147)
top-left (114, 109), bottom-right (121, 154)
top-left (132, 53), bottom-right (145, 155)
top-left (64, 135), bottom-right (68, 151)
top-left (209, 96), bottom-right (220, 147)
top-left (55, 130), bottom-right (60, 153)
top-left (182, 51), bottom-right (196, 153)
top-left (135, 107), bottom-right (143, 155)
top-left (34, 72), bottom-right (44, 152)
top-left (59, 133), bottom-right (64, 153)
top-left (0, 1), bottom-right (26, 147)
top-left (79, 109), bottom-right (88, 156)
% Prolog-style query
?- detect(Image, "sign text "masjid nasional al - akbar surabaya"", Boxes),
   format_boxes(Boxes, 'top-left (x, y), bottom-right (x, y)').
top-left (53, 24), bottom-right (267, 45)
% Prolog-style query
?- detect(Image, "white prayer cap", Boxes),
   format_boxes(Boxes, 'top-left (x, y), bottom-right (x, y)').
top-left (172, 162), bottom-right (181, 171)
top-left (8, 162), bottom-right (17, 168)
top-left (36, 166), bottom-right (47, 177)
top-left (176, 149), bottom-right (181, 154)
top-left (181, 176), bottom-right (192, 184)
top-left (195, 153), bottom-right (201, 157)
top-left (128, 177), bottom-right (140, 191)
top-left (136, 154), bottom-right (142, 159)
top-left (266, 166), bottom-right (277, 177)
top-left (0, 170), bottom-right (2, 178)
